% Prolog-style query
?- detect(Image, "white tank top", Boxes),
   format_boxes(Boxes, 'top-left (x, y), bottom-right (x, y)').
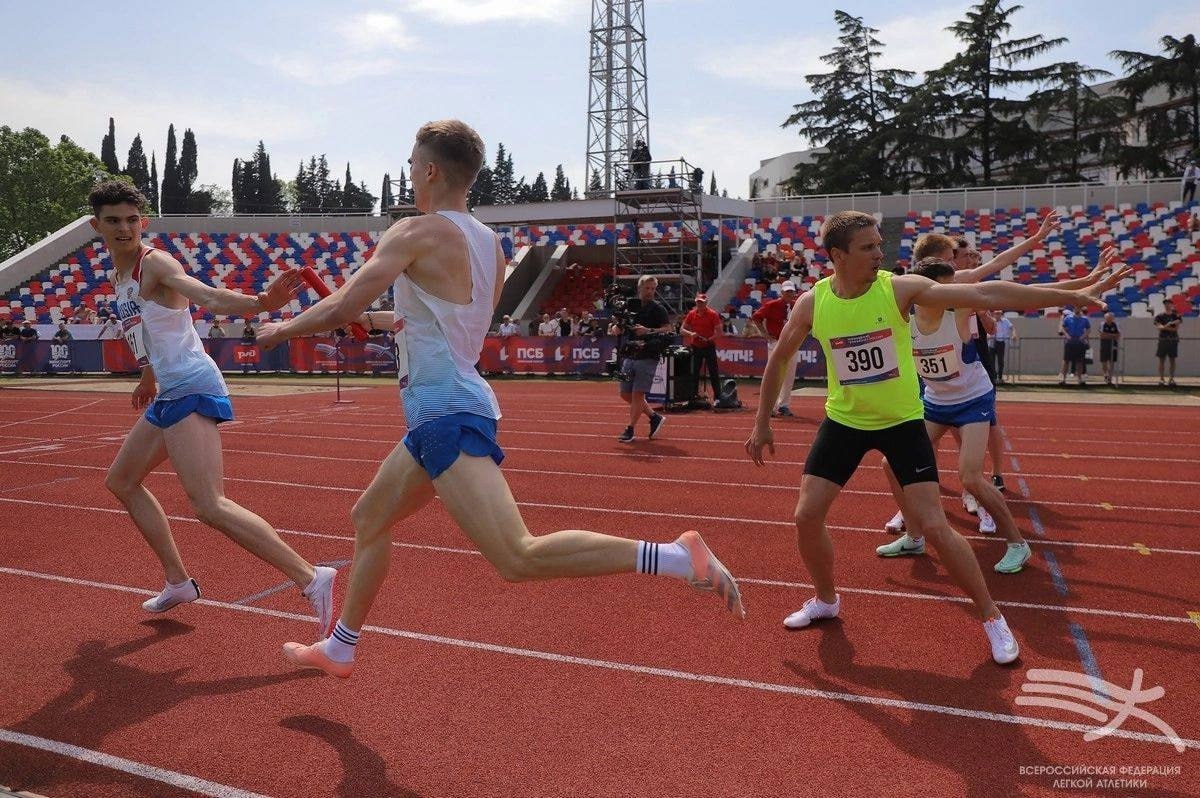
top-left (911, 310), bottom-right (993, 406)
top-left (112, 248), bottom-right (228, 400)
top-left (392, 211), bottom-right (501, 429)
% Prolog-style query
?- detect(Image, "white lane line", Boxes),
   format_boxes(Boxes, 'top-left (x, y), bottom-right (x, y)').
top-left (0, 729), bottom-right (269, 798)
top-left (0, 399), bottom-right (105, 430)
top-left (0, 565), bottom-right (1194, 752)
top-left (0, 497), bottom-right (1194, 623)
top-left (6, 456), bottom-right (1197, 518)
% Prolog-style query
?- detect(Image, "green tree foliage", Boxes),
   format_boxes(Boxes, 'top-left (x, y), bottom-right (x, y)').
top-left (550, 164), bottom-right (571, 201)
top-left (100, 117), bottom-right (120, 175)
top-left (491, 143), bottom-right (516, 204)
top-left (148, 152), bottom-right (159, 214)
top-left (1112, 34), bottom-right (1200, 175)
top-left (1029, 62), bottom-right (1124, 181)
top-left (178, 128), bottom-right (200, 212)
top-left (161, 124), bottom-right (179, 213)
top-left (468, 164), bottom-right (495, 207)
top-left (0, 127), bottom-right (111, 260)
top-left (529, 171), bottom-right (549, 202)
top-left (124, 134), bottom-right (154, 209)
top-left (783, 11), bottom-right (914, 194)
top-left (380, 173), bottom-right (394, 209)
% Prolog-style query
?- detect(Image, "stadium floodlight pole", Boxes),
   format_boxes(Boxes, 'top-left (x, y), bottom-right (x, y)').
top-left (585, 0), bottom-right (649, 195)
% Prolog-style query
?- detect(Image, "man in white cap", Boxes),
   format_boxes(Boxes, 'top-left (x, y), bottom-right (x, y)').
top-left (751, 280), bottom-right (801, 416)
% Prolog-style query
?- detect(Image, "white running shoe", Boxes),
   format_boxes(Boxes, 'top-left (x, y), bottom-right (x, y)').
top-left (995, 542), bottom-right (1032, 574)
top-left (983, 614), bottom-right (1020, 664)
top-left (142, 578), bottom-right (201, 613)
top-left (977, 507), bottom-right (997, 534)
top-left (962, 492), bottom-right (979, 515)
top-left (876, 534), bottom-right (925, 558)
top-left (884, 510), bottom-right (906, 534)
top-left (303, 566), bottom-right (338, 637)
top-left (783, 595), bottom-right (840, 629)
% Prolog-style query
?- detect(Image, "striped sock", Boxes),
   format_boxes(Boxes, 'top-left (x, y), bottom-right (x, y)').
top-left (323, 620), bottom-right (360, 663)
top-left (636, 540), bottom-right (690, 579)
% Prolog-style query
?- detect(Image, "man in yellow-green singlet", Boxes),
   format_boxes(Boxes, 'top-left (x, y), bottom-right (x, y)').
top-left (744, 211), bottom-right (1131, 665)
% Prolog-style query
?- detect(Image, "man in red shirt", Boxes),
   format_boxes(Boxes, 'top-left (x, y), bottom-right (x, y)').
top-left (681, 292), bottom-right (722, 402)
top-left (751, 281), bottom-right (799, 416)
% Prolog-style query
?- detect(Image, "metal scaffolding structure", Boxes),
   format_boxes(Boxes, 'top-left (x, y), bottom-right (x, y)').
top-left (585, 0), bottom-right (649, 196)
top-left (612, 158), bottom-right (704, 313)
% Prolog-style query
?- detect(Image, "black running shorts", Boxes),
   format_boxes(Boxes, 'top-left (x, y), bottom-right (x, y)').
top-left (804, 417), bottom-right (938, 487)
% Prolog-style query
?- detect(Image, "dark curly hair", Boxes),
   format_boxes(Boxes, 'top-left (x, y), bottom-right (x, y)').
top-left (88, 180), bottom-right (147, 215)
top-left (912, 257), bottom-right (955, 282)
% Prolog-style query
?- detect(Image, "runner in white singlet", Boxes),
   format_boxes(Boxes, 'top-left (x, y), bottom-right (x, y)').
top-left (257, 121), bottom-right (744, 679)
top-left (89, 180), bottom-right (337, 633)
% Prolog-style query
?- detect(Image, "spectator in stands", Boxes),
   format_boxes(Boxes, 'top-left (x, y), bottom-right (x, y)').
top-left (53, 322), bottom-right (72, 342)
top-left (751, 281), bottom-right (799, 417)
top-left (577, 311), bottom-right (597, 336)
top-left (1098, 312), bottom-right (1120, 385)
top-left (681, 292), bottom-right (722, 403)
top-left (1182, 160), bottom-right (1198, 204)
top-left (0, 318), bottom-right (18, 340)
top-left (721, 313), bottom-right (736, 335)
top-left (761, 256), bottom-right (779, 282)
top-left (208, 320), bottom-right (226, 339)
top-left (537, 313), bottom-right (558, 337)
top-left (990, 311), bottom-right (1015, 383)
top-left (240, 321), bottom-right (257, 343)
top-left (557, 308), bottom-right (572, 337)
top-left (18, 321), bottom-right (38, 341)
top-left (96, 303), bottom-right (111, 321)
top-left (1154, 302), bottom-right (1182, 387)
top-left (497, 315), bottom-right (520, 337)
top-left (1058, 304), bottom-right (1090, 385)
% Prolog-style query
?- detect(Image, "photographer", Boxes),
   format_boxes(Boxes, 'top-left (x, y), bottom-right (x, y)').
top-left (614, 275), bottom-right (672, 443)
top-left (681, 292), bottom-right (722, 403)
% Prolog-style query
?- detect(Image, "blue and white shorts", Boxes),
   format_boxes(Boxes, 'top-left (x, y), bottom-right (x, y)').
top-left (923, 389), bottom-right (996, 428)
top-left (145, 394), bottom-right (234, 429)
top-left (403, 412), bottom-right (505, 479)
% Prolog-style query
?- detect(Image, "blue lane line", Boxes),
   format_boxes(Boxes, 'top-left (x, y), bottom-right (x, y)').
top-left (1069, 621), bottom-right (1108, 699)
top-left (1042, 549), bottom-right (1070, 596)
top-left (233, 559), bottom-right (351, 606)
top-left (1027, 505), bottom-right (1046, 538)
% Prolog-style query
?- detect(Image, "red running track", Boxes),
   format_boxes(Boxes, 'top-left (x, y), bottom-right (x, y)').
top-left (0, 381), bottom-right (1197, 797)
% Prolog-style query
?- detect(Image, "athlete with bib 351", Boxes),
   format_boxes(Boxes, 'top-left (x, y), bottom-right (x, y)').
top-left (744, 211), bottom-right (1133, 665)
top-left (90, 181), bottom-right (337, 635)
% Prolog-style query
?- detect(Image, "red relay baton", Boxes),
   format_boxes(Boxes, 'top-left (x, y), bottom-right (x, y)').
top-left (298, 266), bottom-right (368, 340)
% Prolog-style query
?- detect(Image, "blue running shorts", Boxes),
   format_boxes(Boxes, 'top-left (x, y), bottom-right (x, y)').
top-left (403, 412), bottom-right (505, 479)
top-left (923, 389), bottom-right (996, 428)
top-left (145, 394), bottom-right (234, 429)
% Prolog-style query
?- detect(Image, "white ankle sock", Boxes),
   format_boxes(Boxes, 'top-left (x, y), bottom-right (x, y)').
top-left (636, 541), bottom-right (690, 579)
top-left (323, 620), bottom-right (360, 663)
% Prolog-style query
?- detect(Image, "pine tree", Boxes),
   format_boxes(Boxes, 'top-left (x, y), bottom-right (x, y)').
top-left (232, 158), bottom-right (242, 211)
top-left (381, 173), bottom-right (394, 209)
top-left (161, 124), bottom-right (179, 213)
top-left (149, 152), bottom-right (159, 214)
top-left (513, 177), bottom-right (531, 204)
top-left (178, 129), bottom-right (199, 211)
top-left (398, 168), bottom-right (409, 203)
top-left (530, 172), bottom-right (549, 202)
top-left (100, 118), bottom-right (120, 175)
top-left (124, 135), bottom-right (152, 207)
top-left (709, 173), bottom-right (717, 195)
top-left (1112, 34), bottom-right (1200, 176)
top-left (255, 141), bottom-right (282, 213)
top-left (316, 155), bottom-right (332, 209)
top-left (492, 144), bottom-right (515, 204)
top-left (468, 165), bottom-right (495, 207)
top-left (550, 164), bottom-right (571, 201)
top-left (1029, 62), bottom-right (1124, 182)
top-left (588, 168), bottom-right (603, 192)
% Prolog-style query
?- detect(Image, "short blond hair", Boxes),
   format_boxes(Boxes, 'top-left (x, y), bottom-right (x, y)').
top-left (415, 119), bottom-right (486, 189)
top-left (637, 274), bottom-right (658, 288)
top-left (913, 233), bottom-right (955, 261)
top-left (820, 211), bottom-right (878, 255)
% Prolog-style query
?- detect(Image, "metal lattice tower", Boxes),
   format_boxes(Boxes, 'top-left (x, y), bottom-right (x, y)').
top-left (585, 0), bottom-right (649, 195)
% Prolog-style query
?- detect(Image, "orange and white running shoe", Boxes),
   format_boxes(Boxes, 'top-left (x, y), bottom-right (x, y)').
top-left (677, 530), bottom-right (746, 618)
top-left (282, 640), bottom-right (354, 679)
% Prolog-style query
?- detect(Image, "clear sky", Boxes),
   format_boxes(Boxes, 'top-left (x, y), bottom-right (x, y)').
top-left (2, 0), bottom-right (1193, 202)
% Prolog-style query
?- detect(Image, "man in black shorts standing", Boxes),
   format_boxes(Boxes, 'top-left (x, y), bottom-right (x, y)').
top-left (1058, 305), bottom-right (1090, 385)
top-left (1098, 312), bottom-right (1120, 385)
top-left (1154, 303), bottom-right (1182, 386)
top-left (617, 275), bottom-right (672, 442)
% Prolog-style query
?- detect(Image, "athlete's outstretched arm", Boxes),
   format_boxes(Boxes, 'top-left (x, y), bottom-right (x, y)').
top-left (144, 251), bottom-right (300, 316)
top-left (953, 210), bottom-right (1060, 284)
top-left (1029, 245), bottom-right (1121, 292)
top-left (259, 222), bottom-right (423, 345)
top-left (897, 263), bottom-right (1135, 314)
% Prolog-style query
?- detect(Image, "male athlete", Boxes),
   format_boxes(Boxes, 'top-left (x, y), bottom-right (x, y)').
top-left (874, 249), bottom-right (1119, 573)
top-left (258, 121), bottom-right (743, 678)
top-left (744, 211), bottom-right (1130, 664)
top-left (90, 181), bottom-right (336, 631)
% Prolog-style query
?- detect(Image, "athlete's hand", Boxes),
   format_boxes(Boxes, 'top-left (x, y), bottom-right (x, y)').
top-left (132, 375), bottom-right (156, 409)
top-left (256, 321), bottom-right (288, 350)
top-left (1081, 245), bottom-right (1120, 285)
top-left (1075, 263), bottom-right (1138, 308)
top-left (1033, 210), bottom-right (1062, 242)
top-left (259, 269), bottom-right (303, 312)
top-left (745, 423), bottom-right (776, 467)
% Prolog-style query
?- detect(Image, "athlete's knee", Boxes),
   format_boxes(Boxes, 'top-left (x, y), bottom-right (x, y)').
top-left (104, 467), bottom-right (138, 500)
top-left (794, 500), bottom-right (827, 534)
top-left (905, 504), bottom-right (949, 542)
top-left (492, 538), bottom-right (538, 582)
top-left (958, 466), bottom-right (988, 495)
top-left (189, 494), bottom-right (229, 528)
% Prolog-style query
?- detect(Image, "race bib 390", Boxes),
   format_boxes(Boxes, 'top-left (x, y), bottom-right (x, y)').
top-left (830, 328), bottom-right (900, 386)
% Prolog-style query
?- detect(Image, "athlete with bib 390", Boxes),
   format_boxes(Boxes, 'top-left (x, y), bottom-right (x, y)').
top-left (744, 211), bottom-right (1132, 665)
top-left (257, 121), bottom-right (743, 679)
top-left (90, 181), bottom-right (336, 634)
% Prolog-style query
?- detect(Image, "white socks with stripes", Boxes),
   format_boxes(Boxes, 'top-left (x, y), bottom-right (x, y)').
top-left (323, 620), bottom-right (360, 663)
top-left (636, 541), bottom-right (690, 579)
